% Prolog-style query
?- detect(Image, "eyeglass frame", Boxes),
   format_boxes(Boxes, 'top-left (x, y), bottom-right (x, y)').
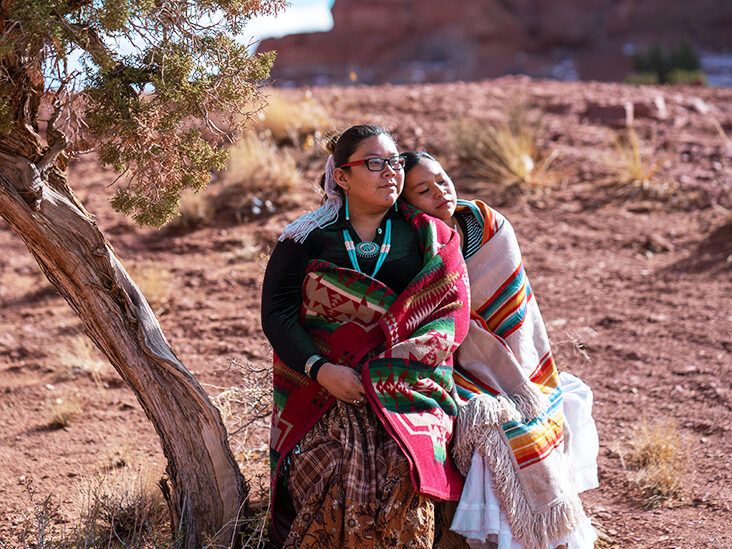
top-left (337, 154), bottom-right (406, 172)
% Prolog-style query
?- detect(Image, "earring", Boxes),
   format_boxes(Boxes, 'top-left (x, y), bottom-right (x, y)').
top-left (345, 191), bottom-right (350, 221)
top-left (394, 199), bottom-right (398, 212)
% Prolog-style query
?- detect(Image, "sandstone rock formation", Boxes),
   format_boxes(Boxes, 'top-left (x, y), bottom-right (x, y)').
top-left (259, 0), bottom-right (732, 85)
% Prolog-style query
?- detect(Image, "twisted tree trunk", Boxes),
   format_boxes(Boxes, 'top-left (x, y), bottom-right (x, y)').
top-left (0, 139), bottom-right (248, 547)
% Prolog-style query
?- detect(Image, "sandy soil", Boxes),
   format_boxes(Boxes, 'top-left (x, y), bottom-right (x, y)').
top-left (1, 77), bottom-right (730, 547)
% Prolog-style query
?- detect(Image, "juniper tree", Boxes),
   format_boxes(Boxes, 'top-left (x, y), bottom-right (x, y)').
top-left (0, 0), bottom-right (284, 545)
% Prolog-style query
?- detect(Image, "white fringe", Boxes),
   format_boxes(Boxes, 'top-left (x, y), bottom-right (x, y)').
top-left (452, 395), bottom-right (520, 476)
top-left (452, 396), bottom-right (587, 549)
top-left (278, 196), bottom-right (342, 243)
top-left (508, 381), bottom-right (550, 422)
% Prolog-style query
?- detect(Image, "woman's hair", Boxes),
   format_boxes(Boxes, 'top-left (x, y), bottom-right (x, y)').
top-left (319, 124), bottom-right (394, 190)
top-left (402, 151), bottom-right (437, 175)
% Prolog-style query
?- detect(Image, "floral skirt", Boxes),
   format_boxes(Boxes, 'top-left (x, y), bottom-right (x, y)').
top-left (283, 400), bottom-right (435, 548)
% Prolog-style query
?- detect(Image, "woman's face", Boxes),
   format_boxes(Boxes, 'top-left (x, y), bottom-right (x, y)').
top-left (334, 134), bottom-right (403, 214)
top-left (403, 159), bottom-right (457, 222)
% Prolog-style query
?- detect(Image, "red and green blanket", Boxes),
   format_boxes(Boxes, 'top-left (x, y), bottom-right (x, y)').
top-left (270, 202), bottom-right (471, 530)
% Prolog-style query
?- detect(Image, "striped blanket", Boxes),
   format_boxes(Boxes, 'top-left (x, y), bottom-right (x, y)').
top-left (451, 200), bottom-right (587, 549)
top-left (270, 201), bottom-right (471, 536)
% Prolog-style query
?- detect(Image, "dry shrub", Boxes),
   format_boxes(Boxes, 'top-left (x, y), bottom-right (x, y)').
top-left (451, 106), bottom-right (558, 188)
top-left (609, 127), bottom-right (659, 189)
top-left (208, 358), bottom-right (273, 547)
top-left (48, 392), bottom-right (82, 429)
top-left (56, 334), bottom-right (108, 387)
top-left (175, 188), bottom-right (215, 230)
top-left (72, 467), bottom-right (170, 547)
top-left (209, 358), bottom-right (272, 465)
top-left (14, 469), bottom-right (169, 547)
top-left (255, 90), bottom-right (334, 146)
top-left (165, 133), bottom-right (300, 230)
top-left (210, 133), bottom-right (300, 223)
top-left (126, 263), bottom-right (175, 311)
top-left (618, 419), bottom-right (691, 507)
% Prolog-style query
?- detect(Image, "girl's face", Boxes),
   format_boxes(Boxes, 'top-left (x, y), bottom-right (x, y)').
top-left (403, 159), bottom-right (457, 222)
top-left (334, 134), bottom-right (404, 214)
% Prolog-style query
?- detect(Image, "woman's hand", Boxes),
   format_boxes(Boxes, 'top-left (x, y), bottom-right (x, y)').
top-left (316, 362), bottom-right (365, 404)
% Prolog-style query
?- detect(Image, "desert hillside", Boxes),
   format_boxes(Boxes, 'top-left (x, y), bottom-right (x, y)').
top-left (0, 77), bottom-right (730, 547)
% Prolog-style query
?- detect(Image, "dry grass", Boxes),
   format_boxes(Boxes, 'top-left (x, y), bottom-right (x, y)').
top-left (14, 467), bottom-right (170, 548)
top-left (166, 132), bottom-right (301, 230)
top-left (451, 106), bottom-right (558, 188)
top-left (48, 392), bottom-right (83, 429)
top-left (608, 127), bottom-right (659, 189)
top-left (56, 333), bottom-right (109, 387)
top-left (127, 263), bottom-right (175, 311)
top-left (210, 133), bottom-right (300, 223)
top-left (208, 358), bottom-right (272, 467)
top-left (616, 419), bottom-right (691, 508)
top-left (206, 358), bottom-right (273, 547)
top-left (254, 90), bottom-right (334, 146)
top-left (73, 467), bottom-right (170, 547)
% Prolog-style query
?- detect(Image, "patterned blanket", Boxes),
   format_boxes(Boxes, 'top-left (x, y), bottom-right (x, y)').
top-left (270, 201), bottom-right (471, 534)
top-left (451, 200), bottom-right (587, 549)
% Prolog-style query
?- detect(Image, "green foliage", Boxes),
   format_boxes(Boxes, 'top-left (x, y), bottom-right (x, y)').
top-left (1, 0), bottom-right (287, 226)
top-left (625, 72), bottom-right (660, 86)
top-left (666, 69), bottom-right (707, 86)
top-left (631, 43), bottom-right (704, 85)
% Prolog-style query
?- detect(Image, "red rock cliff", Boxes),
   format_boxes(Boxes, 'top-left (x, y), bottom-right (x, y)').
top-left (259, 0), bottom-right (732, 84)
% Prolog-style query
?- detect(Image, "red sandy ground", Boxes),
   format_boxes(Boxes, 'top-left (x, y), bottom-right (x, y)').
top-left (0, 78), bottom-right (730, 547)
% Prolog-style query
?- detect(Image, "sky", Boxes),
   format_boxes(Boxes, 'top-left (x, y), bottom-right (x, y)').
top-left (247, 0), bottom-right (335, 43)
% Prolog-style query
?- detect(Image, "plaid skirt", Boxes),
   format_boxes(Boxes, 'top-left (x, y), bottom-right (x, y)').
top-left (284, 400), bottom-right (435, 548)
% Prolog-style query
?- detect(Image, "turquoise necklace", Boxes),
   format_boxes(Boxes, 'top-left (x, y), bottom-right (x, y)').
top-left (342, 219), bottom-right (392, 277)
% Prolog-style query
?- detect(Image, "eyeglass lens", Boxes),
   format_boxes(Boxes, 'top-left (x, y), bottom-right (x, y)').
top-left (365, 156), bottom-right (406, 171)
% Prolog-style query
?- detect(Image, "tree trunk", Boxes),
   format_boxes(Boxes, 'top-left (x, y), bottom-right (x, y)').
top-left (0, 147), bottom-right (249, 547)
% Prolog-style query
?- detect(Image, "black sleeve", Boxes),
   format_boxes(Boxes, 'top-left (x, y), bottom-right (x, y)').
top-left (261, 237), bottom-right (321, 373)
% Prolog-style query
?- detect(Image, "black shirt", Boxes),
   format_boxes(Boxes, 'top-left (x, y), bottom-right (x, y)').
top-left (261, 205), bottom-right (423, 373)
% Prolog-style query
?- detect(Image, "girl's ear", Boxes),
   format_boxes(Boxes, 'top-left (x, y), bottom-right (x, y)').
top-left (333, 167), bottom-right (349, 190)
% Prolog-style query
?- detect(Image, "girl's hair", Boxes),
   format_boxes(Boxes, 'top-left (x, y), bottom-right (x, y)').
top-left (402, 150), bottom-right (437, 175)
top-left (319, 124), bottom-right (395, 190)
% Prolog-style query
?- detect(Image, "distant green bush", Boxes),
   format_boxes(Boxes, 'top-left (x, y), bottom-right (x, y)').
top-left (666, 69), bottom-right (707, 86)
top-left (630, 43), bottom-right (705, 86)
top-left (625, 72), bottom-right (660, 86)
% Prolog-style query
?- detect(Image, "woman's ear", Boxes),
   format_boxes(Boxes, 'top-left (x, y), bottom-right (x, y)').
top-left (333, 167), bottom-right (349, 190)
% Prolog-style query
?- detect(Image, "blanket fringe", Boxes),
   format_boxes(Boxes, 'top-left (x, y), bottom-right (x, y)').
top-left (452, 395), bottom-right (520, 476)
top-left (452, 396), bottom-right (586, 549)
top-left (508, 381), bottom-right (550, 422)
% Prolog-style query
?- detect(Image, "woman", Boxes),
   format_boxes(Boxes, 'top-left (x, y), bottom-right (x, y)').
top-left (402, 152), bottom-right (599, 549)
top-left (261, 127), bottom-right (471, 547)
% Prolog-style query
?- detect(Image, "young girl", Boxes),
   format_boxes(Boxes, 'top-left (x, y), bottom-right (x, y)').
top-left (402, 152), bottom-right (599, 549)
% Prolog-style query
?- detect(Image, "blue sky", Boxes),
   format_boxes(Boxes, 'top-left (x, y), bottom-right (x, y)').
top-left (247, 0), bottom-right (334, 43)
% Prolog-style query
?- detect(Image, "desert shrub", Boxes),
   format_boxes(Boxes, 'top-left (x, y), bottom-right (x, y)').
top-left (630, 43), bottom-right (705, 86)
top-left (666, 69), bottom-right (707, 86)
top-left (625, 72), bottom-right (660, 86)
top-left (166, 133), bottom-right (299, 230)
top-left (48, 392), bottom-right (83, 429)
top-left (619, 419), bottom-right (691, 507)
top-left (208, 358), bottom-right (273, 547)
top-left (608, 127), bottom-right (659, 189)
top-left (451, 106), bottom-right (558, 188)
top-left (72, 468), bottom-right (170, 547)
top-left (56, 334), bottom-right (108, 387)
top-left (210, 133), bottom-right (300, 223)
top-left (255, 90), bottom-right (334, 147)
top-left (126, 263), bottom-right (175, 311)
top-left (14, 469), bottom-right (170, 547)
